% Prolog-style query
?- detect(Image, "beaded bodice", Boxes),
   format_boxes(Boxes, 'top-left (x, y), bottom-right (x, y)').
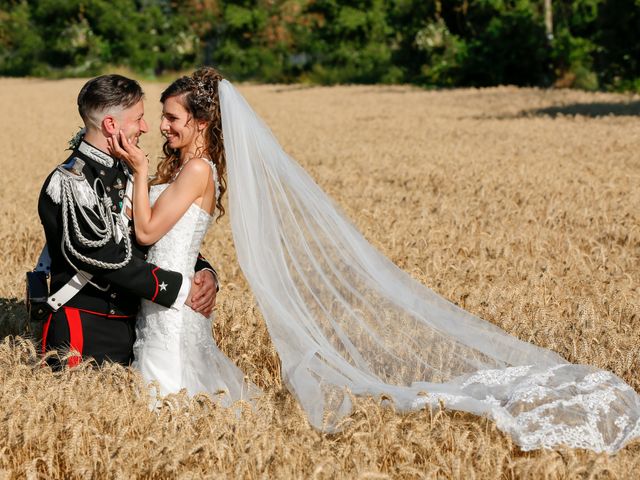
top-left (145, 159), bottom-right (218, 276)
top-left (135, 161), bottom-right (219, 349)
top-left (145, 184), bottom-right (213, 277)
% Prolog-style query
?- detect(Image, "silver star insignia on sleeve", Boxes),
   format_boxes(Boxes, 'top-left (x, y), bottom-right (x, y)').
top-left (159, 282), bottom-right (168, 291)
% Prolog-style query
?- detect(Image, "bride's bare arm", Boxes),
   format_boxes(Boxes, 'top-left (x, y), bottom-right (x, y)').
top-left (108, 131), bottom-right (209, 246)
top-left (133, 160), bottom-right (209, 245)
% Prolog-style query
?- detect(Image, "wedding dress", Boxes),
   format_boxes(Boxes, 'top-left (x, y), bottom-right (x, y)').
top-left (132, 163), bottom-right (254, 405)
top-left (217, 80), bottom-right (640, 453)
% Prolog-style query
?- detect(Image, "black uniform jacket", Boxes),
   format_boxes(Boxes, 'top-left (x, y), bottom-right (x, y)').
top-left (38, 141), bottom-right (214, 317)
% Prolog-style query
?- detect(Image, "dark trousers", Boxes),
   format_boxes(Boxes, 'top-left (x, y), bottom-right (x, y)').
top-left (42, 307), bottom-right (136, 367)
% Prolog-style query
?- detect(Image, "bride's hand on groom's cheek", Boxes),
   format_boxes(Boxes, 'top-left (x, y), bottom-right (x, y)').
top-left (107, 130), bottom-right (148, 175)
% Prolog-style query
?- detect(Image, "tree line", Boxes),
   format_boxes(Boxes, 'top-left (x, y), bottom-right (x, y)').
top-left (0, 0), bottom-right (638, 91)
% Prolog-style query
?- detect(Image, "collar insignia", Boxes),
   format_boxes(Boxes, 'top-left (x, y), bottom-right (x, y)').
top-left (78, 141), bottom-right (114, 168)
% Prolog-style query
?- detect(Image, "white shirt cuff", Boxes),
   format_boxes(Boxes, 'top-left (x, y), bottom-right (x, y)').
top-left (172, 275), bottom-right (191, 310)
top-left (200, 267), bottom-right (220, 291)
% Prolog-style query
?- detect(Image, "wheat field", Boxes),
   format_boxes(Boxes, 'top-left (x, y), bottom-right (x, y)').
top-left (0, 77), bottom-right (639, 478)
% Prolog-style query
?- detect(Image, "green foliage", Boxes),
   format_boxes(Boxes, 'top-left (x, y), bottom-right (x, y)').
top-left (0, 0), bottom-right (199, 77)
top-left (414, 19), bottom-right (467, 86)
top-left (0, 1), bottom-right (45, 75)
top-left (303, 0), bottom-right (396, 84)
top-left (0, 0), bottom-right (638, 91)
top-left (210, 2), bottom-right (286, 81)
top-left (551, 0), bottom-right (601, 89)
top-left (551, 27), bottom-right (599, 90)
top-left (437, 1), bottom-right (553, 87)
top-left (593, 0), bottom-right (640, 91)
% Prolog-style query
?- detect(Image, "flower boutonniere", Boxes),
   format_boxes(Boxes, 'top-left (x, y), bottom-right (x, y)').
top-left (67, 127), bottom-right (86, 151)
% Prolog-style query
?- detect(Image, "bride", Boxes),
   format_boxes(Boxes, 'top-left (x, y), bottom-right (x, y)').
top-left (110, 67), bottom-right (640, 453)
top-left (108, 68), bottom-right (254, 404)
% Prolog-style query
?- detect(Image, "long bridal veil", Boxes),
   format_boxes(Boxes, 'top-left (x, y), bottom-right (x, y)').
top-left (219, 80), bottom-right (640, 453)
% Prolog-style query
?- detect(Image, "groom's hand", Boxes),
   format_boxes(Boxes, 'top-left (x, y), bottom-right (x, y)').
top-left (189, 270), bottom-right (217, 317)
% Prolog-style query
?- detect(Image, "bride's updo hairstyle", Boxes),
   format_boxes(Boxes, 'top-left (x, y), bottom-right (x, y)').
top-left (153, 66), bottom-right (227, 220)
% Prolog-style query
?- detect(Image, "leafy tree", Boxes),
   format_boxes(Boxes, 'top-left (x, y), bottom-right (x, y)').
top-left (0, 1), bottom-right (45, 75)
top-left (551, 0), bottom-right (602, 89)
top-left (0, 0), bottom-right (198, 76)
top-left (594, 0), bottom-right (640, 90)
top-left (301, 0), bottom-right (399, 84)
top-left (385, 0), bottom-right (440, 84)
top-left (442, 0), bottom-right (552, 87)
top-left (0, 0), bottom-right (638, 91)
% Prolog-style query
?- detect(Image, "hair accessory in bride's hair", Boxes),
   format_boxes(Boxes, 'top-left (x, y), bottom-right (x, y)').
top-left (191, 78), bottom-right (217, 114)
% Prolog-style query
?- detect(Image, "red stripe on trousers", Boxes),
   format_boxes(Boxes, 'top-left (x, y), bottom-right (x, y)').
top-left (63, 307), bottom-right (83, 367)
top-left (151, 267), bottom-right (160, 301)
top-left (41, 313), bottom-right (53, 355)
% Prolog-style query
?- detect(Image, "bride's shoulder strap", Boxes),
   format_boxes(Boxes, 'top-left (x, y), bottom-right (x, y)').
top-left (177, 157), bottom-right (217, 179)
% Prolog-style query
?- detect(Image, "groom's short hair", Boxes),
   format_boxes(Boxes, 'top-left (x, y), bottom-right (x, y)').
top-left (77, 74), bottom-right (144, 129)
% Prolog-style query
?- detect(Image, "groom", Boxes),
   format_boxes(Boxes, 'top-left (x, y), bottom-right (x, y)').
top-left (37, 74), bottom-right (218, 367)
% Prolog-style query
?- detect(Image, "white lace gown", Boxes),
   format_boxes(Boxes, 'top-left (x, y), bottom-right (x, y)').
top-left (132, 168), bottom-right (252, 405)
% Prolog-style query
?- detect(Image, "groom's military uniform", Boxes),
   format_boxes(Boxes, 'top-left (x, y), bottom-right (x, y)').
top-left (38, 140), bottom-right (214, 366)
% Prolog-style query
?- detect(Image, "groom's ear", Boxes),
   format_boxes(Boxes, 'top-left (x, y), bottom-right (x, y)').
top-left (102, 115), bottom-right (118, 136)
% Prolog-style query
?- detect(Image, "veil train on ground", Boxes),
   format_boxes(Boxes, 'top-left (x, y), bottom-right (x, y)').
top-left (219, 80), bottom-right (640, 453)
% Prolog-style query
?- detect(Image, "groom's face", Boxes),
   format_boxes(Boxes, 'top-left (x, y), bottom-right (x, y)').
top-left (112, 100), bottom-right (148, 146)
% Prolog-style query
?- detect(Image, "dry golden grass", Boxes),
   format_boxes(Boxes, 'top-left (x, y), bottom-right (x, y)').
top-left (1, 78), bottom-right (639, 478)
